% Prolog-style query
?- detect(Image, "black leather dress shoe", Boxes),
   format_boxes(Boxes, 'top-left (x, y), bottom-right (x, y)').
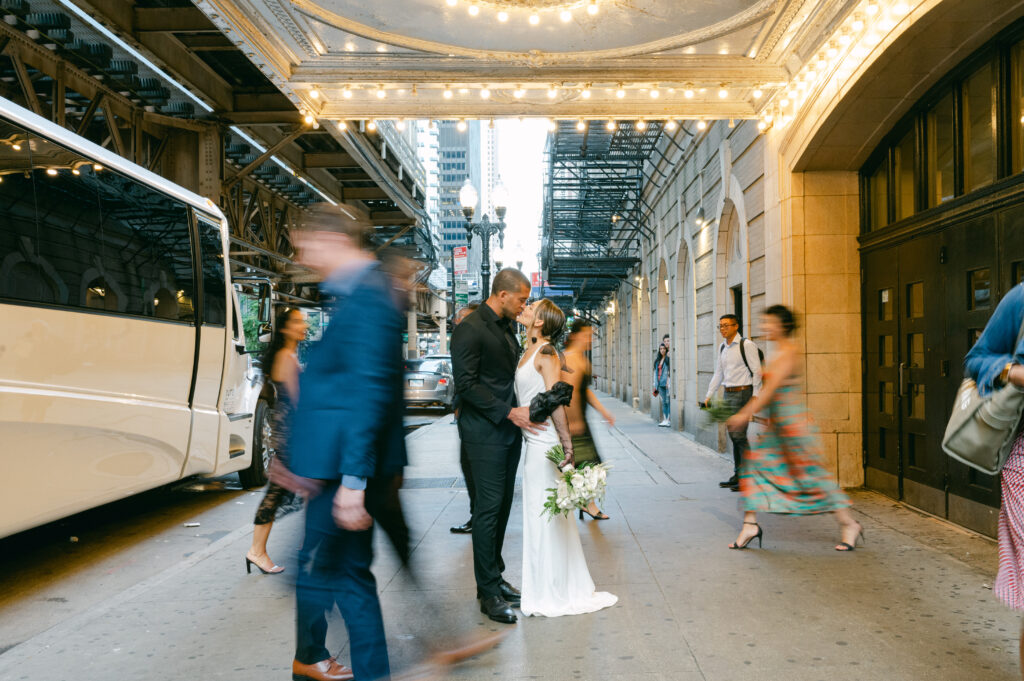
top-left (499, 580), bottom-right (521, 605)
top-left (449, 520), bottom-right (473, 534)
top-left (480, 596), bottom-right (517, 623)
top-left (719, 475), bottom-right (739, 488)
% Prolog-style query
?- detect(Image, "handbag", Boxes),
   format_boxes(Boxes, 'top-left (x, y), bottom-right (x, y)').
top-left (942, 313), bottom-right (1024, 475)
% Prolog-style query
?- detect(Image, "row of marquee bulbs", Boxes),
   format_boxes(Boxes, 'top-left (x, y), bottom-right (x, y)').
top-left (442, 0), bottom-right (600, 24)
top-left (317, 117), bottom-right (772, 134)
top-left (308, 85), bottom-right (764, 101)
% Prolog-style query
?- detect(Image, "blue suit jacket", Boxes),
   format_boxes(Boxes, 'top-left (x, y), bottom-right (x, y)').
top-left (289, 263), bottom-right (407, 481)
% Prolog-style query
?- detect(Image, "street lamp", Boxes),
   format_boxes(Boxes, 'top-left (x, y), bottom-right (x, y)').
top-left (460, 179), bottom-right (507, 299)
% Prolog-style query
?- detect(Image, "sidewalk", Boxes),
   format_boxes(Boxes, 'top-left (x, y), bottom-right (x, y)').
top-left (0, 392), bottom-right (1016, 681)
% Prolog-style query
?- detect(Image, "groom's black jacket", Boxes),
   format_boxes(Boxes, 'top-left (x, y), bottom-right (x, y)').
top-left (451, 303), bottom-right (522, 447)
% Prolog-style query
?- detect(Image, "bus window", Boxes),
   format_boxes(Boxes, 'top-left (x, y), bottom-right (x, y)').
top-left (0, 120), bottom-right (64, 306)
top-left (197, 216), bottom-right (226, 327)
top-left (92, 162), bottom-right (194, 321)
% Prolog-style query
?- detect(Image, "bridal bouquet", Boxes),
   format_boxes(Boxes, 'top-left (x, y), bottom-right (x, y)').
top-left (701, 398), bottom-right (735, 424)
top-left (541, 445), bottom-right (610, 520)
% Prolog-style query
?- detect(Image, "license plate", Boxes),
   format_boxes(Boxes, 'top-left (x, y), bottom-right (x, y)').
top-left (408, 379), bottom-right (424, 387)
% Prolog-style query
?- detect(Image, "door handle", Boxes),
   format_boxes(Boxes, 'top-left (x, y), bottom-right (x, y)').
top-left (898, 361), bottom-right (906, 397)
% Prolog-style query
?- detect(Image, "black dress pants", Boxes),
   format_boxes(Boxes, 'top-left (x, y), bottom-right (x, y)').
top-left (466, 440), bottom-right (520, 599)
top-left (459, 441), bottom-right (476, 516)
top-left (724, 387), bottom-right (754, 477)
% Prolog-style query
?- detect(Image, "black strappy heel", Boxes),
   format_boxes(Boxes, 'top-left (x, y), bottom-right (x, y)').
top-left (836, 522), bottom-right (865, 552)
top-left (729, 521), bottom-right (763, 550)
top-left (579, 508), bottom-right (610, 520)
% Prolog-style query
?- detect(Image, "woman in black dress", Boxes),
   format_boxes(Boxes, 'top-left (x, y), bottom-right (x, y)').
top-left (245, 307), bottom-right (307, 574)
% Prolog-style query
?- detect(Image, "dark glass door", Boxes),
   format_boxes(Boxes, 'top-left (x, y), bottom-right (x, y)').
top-left (863, 248), bottom-right (901, 499)
top-left (897, 234), bottom-right (948, 517)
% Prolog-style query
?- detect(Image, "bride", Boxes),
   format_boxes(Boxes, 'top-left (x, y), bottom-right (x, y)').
top-left (515, 298), bottom-right (618, 617)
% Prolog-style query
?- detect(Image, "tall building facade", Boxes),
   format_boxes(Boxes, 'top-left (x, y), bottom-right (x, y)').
top-left (437, 119), bottom-right (483, 286)
top-left (482, 124), bottom-right (500, 220)
top-left (414, 120), bottom-right (440, 236)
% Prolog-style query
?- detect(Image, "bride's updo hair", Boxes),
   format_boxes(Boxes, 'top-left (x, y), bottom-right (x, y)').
top-left (533, 298), bottom-right (566, 343)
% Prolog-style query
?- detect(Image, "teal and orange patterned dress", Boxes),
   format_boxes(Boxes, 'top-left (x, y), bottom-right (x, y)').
top-left (740, 375), bottom-right (849, 514)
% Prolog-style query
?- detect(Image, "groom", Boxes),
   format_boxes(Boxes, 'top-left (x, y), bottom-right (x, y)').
top-left (451, 268), bottom-right (543, 624)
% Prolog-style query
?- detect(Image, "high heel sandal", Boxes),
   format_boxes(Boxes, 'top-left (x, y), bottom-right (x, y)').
top-left (579, 508), bottom-right (610, 520)
top-left (835, 522), bottom-right (865, 552)
top-left (729, 521), bottom-right (763, 550)
top-left (245, 556), bottom-right (285, 574)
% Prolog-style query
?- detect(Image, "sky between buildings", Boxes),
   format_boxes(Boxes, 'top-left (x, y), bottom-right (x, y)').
top-left (494, 119), bottom-right (547, 279)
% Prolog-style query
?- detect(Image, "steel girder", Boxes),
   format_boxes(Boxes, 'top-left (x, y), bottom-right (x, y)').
top-left (541, 120), bottom-right (662, 309)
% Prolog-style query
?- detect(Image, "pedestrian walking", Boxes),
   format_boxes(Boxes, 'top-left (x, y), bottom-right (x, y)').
top-left (964, 282), bottom-right (1024, 678)
top-left (288, 202), bottom-right (406, 681)
top-left (705, 314), bottom-right (763, 490)
top-left (724, 305), bottom-right (863, 552)
top-left (653, 344), bottom-right (671, 426)
top-left (451, 302), bottom-right (479, 535)
top-left (563, 318), bottom-right (615, 520)
top-left (244, 306), bottom-right (307, 576)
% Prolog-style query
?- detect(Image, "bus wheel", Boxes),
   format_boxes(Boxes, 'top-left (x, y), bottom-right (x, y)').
top-left (239, 399), bottom-right (271, 488)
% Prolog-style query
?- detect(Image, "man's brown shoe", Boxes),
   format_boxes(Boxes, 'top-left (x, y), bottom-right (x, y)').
top-left (292, 658), bottom-right (354, 681)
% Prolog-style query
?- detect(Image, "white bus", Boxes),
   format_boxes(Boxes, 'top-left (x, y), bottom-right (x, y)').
top-left (0, 97), bottom-right (274, 539)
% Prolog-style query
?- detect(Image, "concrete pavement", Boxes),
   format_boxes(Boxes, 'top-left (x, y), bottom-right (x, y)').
top-left (0, 393), bottom-right (1017, 680)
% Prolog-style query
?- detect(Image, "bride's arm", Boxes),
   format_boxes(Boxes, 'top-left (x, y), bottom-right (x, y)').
top-left (537, 346), bottom-right (574, 467)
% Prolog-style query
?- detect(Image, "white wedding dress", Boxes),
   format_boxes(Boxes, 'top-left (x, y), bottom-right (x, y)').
top-left (515, 342), bottom-right (618, 617)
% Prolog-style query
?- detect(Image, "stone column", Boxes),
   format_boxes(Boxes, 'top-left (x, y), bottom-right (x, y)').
top-left (438, 298), bottom-right (448, 354)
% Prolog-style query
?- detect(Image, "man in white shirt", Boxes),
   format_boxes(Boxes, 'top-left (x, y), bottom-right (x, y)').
top-left (704, 314), bottom-right (763, 491)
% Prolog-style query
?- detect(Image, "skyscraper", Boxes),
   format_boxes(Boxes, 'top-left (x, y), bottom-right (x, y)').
top-left (437, 119), bottom-right (483, 288)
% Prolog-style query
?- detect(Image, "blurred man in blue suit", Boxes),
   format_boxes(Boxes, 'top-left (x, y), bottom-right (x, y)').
top-left (288, 202), bottom-right (406, 681)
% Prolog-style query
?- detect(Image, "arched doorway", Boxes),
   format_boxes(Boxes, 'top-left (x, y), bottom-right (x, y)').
top-left (715, 200), bottom-right (749, 335)
top-left (673, 242), bottom-right (698, 433)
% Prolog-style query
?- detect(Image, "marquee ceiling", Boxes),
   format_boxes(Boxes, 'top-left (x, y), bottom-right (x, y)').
top-left (193, 0), bottom-right (859, 123)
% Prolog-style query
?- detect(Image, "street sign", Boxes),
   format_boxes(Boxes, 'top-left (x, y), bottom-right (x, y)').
top-left (454, 279), bottom-right (469, 306)
top-left (453, 246), bottom-right (468, 275)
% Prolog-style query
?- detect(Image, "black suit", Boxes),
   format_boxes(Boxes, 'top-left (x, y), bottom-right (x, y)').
top-left (451, 303), bottom-right (521, 600)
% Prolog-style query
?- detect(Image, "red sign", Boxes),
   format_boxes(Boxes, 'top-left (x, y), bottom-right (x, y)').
top-left (530, 272), bottom-right (549, 287)
top-left (453, 246), bottom-right (468, 275)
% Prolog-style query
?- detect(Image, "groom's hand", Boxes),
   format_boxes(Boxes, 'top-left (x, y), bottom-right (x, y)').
top-left (334, 486), bottom-right (372, 531)
top-left (508, 406), bottom-right (547, 434)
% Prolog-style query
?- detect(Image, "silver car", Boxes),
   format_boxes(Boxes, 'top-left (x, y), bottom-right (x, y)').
top-left (404, 358), bottom-right (454, 410)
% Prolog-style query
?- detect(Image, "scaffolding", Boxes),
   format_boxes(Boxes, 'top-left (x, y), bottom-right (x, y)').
top-left (541, 120), bottom-right (663, 310)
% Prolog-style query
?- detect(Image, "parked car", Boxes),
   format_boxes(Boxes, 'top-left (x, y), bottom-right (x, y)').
top-left (404, 357), bottom-right (454, 410)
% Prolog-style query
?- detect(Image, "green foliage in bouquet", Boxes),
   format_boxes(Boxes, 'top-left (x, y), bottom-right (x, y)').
top-left (702, 398), bottom-right (735, 424)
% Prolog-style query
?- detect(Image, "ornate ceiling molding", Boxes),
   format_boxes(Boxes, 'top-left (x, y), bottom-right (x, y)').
top-left (289, 0), bottom-right (780, 63)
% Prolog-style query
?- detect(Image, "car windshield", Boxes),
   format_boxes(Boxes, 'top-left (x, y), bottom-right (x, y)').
top-left (404, 359), bottom-right (445, 374)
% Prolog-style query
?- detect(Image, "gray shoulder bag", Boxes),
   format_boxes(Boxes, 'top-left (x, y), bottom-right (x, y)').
top-left (942, 313), bottom-right (1024, 475)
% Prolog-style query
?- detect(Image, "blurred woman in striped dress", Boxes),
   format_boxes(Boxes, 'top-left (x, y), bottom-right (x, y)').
top-left (965, 283), bottom-right (1024, 678)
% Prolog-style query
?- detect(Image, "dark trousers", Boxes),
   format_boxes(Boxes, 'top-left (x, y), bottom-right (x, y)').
top-left (466, 440), bottom-right (520, 599)
top-left (295, 482), bottom-right (390, 681)
top-left (459, 441), bottom-right (476, 516)
top-left (724, 387), bottom-right (754, 477)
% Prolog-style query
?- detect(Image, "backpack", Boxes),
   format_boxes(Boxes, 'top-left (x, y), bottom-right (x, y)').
top-left (720, 337), bottom-right (764, 378)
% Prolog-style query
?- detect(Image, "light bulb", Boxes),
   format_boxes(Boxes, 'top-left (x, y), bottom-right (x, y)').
top-left (93, 163), bottom-right (102, 170)
top-left (396, 119), bottom-right (407, 131)
top-left (367, 119), bottom-right (377, 132)
top-left (497, 11), bottom-right (508, 22)
top-left (580, 87), bottom-right (591, 99)
top-left (758, 120), bottom-right (768, 131)
top-left (459, 88), bottom-right (469, 94)
top-left (443, 87), bottom-right (453, 99)
top-left (560, 10), bottom-right (572, 22)
top-left (71, 168), bottom-right (79, 175)
top-left (342, 87), bottom-right (353, 99)
top-left (851, 17), bottom-right (864, 31)
top-left (468, 4), bottom-right (479, 16)
top-left (529, 13), bottom-right (540, 25)
top-left (817, 57), bottom-right (828, 70)
top-left (587, 0), bottom-right (598, 15)
top-left (304, 112), bottom-right (315, 124)
top-left (865, 2), bottom-right (879, 15)
top-left (616, 87), bottom-right (626, 99)
top-left (376, 45), bottom-right (387, 53)
top-left (456, 119), bottom-right (467, 132)
top-left (46, 168), bottom-right (57, 176)
top-left (546, 118), bottom-right (557, 132)
top-left (718, 87), bottom-right (728, 99)
top-left (309, 88), bottom-right (320, 99)
top-left (576, 119), bottom-right (586, 131)
top-left (606, 120), bottom-right (616, 131)
top-left (752, 88), bottom-right (763, 99)
top-left (650, 88), bottom-right (660, 99)
top-left (636, 119), bottom-right (646, 130)
top-left (337, 121), bottom-right (347, 131)
top-left (547, 85), bottom-right (558, 99)
top-left (684, 89), bottom-right (694, 99)
top-left (480, 88), bottom-right (491, 99)
top-left (445, 0), bottom-right (457, 5)
top-left (665, 119), bottom-right (678, 131)
top-left (345, 41), bottom-right (356, 51)
top-left (12, 143), bottom-right (21, 151)
top-left (827, 45), bottom-right (838, 58)
top-left (893, 2), bottom-right (910, 16)
top-left (376, 87), bottom-right (386, 99)
top-left (697, 119), bottom-right (707, 130)
top-left (514, 86), bottom-right (525, 98)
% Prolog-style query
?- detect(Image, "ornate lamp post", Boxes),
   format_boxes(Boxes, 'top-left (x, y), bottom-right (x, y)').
top-left (460, 179), bottom-right (508, 299)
